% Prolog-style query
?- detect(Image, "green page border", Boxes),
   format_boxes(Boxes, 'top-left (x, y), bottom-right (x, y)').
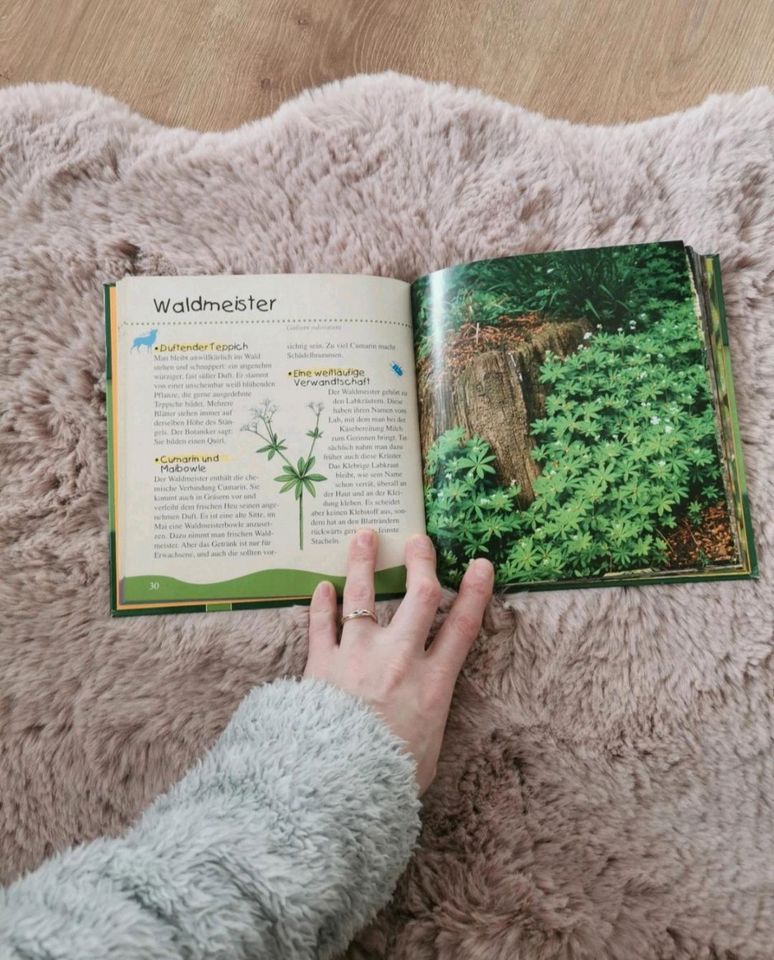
top-left (120, 566), bottom-right (406, 607)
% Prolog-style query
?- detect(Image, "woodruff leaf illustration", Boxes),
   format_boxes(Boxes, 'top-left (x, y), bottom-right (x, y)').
top-left (242, 399), bottom-right (327, 549)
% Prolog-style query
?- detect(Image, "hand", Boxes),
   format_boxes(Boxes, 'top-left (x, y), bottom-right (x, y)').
top-left (303, 530), bottom-right (494, 794)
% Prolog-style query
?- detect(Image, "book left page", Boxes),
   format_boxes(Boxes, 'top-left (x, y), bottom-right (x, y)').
top-left (108, 274), bottom-right (425, 615)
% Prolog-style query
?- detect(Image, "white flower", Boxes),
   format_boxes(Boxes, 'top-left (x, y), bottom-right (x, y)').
top-left (583, 332), bottom-right (593, 340)
top-left (617, 327), bottom-right (623, 333)
top-left (650, 415), bottom-right (661, 425)
top-left (664, 425), bottom-right (673, 434)
top-left (596, 323), bottom-right (603, 330)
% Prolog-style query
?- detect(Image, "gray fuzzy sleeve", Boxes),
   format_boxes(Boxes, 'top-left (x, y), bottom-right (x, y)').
top-left (0, 678), bottom-right (421, 959)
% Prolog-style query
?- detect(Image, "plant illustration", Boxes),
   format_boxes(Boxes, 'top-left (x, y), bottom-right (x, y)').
top-left (242, 400), bottom-right (327, 549)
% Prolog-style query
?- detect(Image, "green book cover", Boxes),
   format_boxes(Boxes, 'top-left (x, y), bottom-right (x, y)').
top-left (105, 243), bottom-right (756, 616)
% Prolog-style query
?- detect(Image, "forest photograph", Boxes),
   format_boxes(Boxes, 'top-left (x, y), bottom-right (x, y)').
top-left (411, 242), bottom-right (740, 589)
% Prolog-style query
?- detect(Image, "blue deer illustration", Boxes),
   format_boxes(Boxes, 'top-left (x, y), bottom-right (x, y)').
top-left (131, 328), bottom-right (158, 351)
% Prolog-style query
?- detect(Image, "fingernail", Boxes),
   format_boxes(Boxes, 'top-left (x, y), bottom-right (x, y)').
top-left (356, 529), bottom-right (376, 548)
top-left (408, 533), bottom-right (435, 556)
top-left (315, 580), bottom-right (334, 599)
top-left (469, 558), bottom-right (494, 581)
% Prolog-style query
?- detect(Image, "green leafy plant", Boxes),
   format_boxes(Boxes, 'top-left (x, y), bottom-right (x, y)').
top-left (424, 428), bottom-right (523, 585)
top-left (424, 299), bottom-right (726, 587)
top-left (242, 400), bottom-right (327, 549)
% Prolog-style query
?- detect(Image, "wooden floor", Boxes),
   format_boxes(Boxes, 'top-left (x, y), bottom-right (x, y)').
top-left (0, 0), bottom-right (772, 129)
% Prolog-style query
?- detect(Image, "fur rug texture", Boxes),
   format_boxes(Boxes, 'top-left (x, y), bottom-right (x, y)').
top-left (0, 74), bottom-right (772, 959)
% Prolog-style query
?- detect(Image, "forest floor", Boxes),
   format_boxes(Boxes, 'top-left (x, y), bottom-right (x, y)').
top-left (662, 503), bottom-right (737, 568)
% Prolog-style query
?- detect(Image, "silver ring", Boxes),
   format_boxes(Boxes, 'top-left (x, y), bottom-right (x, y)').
top-left (341, 608), bottom-right (378, 624)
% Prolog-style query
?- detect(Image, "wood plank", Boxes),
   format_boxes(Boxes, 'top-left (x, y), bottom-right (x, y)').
top-left (0, 0), bottom-right (772, 128)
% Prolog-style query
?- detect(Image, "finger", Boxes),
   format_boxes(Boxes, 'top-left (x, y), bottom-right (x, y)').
top-left (428, 558), bottom-right (493, 675)
top-left (388, 534), bottom-right (442, 646)
top-left (306, 581), bottom-right (338, 668)
top-left (341, 529), bottom-right (378, 635)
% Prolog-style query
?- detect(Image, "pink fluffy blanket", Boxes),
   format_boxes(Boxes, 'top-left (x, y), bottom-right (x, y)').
top-left (0, 74), bottom-right (772, 958)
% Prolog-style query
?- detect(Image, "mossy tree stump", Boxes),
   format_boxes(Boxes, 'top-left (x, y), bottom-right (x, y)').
top-left (418, 319), bottom-right (591, 505)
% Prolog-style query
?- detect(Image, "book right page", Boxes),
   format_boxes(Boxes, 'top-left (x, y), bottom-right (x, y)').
top-left (411, 241), bottom-right (756, 592)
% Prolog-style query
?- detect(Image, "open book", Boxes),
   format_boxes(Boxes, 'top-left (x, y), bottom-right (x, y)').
top-left (106, 241), bottom-right (756, 616)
